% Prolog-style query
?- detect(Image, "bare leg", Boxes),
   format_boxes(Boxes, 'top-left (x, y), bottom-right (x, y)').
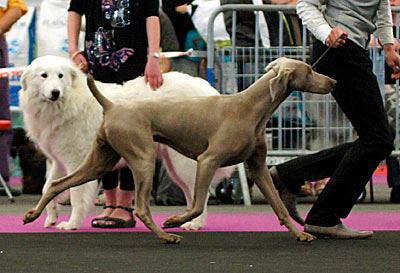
top-left (100, 188), bottom-right (134, 225)
top-left (96, 188), bottom-right (118, 219)
top-left (23, 139), bottom-right (121, 224)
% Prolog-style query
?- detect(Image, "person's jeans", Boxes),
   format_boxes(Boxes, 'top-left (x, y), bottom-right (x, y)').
top-left (276, 39), bottom-right (394, 226)
top-left (0, 37), bottom-right (12, 182)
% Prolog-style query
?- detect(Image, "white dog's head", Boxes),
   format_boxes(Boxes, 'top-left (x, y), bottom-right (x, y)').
top-left (21, 55), bottom-right (81, 102)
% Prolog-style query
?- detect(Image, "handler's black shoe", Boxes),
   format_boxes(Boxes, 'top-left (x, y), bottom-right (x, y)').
top-left (304, 223), bottom-right (373, 239)
top-left (269, 166), bottom-right (305, 226)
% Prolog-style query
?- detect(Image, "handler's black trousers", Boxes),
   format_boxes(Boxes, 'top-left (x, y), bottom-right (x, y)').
top-left (276, 39), bottom-right (394, 227)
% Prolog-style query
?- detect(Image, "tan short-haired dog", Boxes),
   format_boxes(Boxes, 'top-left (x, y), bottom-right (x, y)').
top-left (24, 57), bottom-right (336, 244)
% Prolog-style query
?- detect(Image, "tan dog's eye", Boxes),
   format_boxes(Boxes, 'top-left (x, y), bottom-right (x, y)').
top-left (41, 72), bottom-right (48, 78)
top-left (58, 73), bottom-right (63, 79)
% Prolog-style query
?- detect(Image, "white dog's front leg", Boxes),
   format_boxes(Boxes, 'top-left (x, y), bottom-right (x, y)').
top-left (180, 193), bottom-right (209, 230)
top-left (57, 180), bottom-right (99, 230)
top-left (43, 161), bottom-right (66, 228)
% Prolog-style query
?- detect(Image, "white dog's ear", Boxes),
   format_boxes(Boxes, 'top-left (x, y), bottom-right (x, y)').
top-left (21, 68), bottom-right (30, 91)
top-left (269, 69), bottom-right (293, 101)
top-left (70, 67), bottom-right (79, 88)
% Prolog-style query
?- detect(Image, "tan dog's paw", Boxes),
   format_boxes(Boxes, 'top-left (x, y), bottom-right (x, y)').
top-left (296, 232), bottom-right (316, 243)
top-left (161, 233), bottom-right (182, 244)
top-left (163, 215), bottom-right (184, 228)
top-left (23, 209), bottom-right (40, 224)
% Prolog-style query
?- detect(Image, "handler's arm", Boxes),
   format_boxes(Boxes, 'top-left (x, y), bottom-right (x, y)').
top-left (297, 0), bottom-right (347, 47)
top-left (0, 7), bottom-right (23, 37)
top-left (145, 16), bottom-right (163, 90)
top-left (68, 11), bottom-right (87, 70)
top-left (377, 0), bottom-right (400, 79)
top-left (296, 0), bottom-right (330, 44)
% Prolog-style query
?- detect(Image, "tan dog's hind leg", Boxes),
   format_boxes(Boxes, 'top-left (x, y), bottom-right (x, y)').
top-left (163, 152), bottom-right (219, 229)
top-left (246, 144), bottom-right (315, 242)
top-left (23, 138), bottom-right (121, 225)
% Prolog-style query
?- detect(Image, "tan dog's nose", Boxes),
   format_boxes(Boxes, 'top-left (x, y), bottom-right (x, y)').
top-left (329, 78), bottom-right (337, 91)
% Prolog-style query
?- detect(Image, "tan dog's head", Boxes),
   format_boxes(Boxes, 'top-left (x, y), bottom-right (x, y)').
top-left (20, 55), bottom-right (80, 102)
top-left (265, 57), bottom-right (336, 100)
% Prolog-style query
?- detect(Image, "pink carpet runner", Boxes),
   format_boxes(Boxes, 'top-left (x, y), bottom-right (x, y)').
top-left (1, 212), bottom-right (399, 233)
top-left (3, 170), bottom-right (398, 233)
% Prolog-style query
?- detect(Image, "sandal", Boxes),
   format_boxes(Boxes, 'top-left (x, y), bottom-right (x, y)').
top-left (91, 205), bottom-right (116, 227)
top-left (94, 206), bottom-right (136, 229)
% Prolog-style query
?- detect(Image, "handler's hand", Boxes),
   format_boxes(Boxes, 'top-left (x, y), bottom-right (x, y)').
top-left (145, 55), bottom-right (163, 90)
top-left (325, 27), bottom-right (348, 48)
top-left (70, 51), bottom-right (88, 72)
top-left (384, 44), bottom-right (400, 80)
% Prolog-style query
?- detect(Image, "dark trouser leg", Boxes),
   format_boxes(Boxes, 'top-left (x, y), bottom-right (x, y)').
top-left (101, 170), bottom-right (119, 190)
top-left (119, 166), bottom-right (134, 191)
top-left (387, 156), bottom-right (400, 188)
top-left (0, 37), bottom-right (12, 182)
top-left (277, 40), bottom-right (394, 226)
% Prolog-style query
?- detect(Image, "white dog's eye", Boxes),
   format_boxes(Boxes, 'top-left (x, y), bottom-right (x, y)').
top-left (58, 73), bottom-right (63, 79)
top-left (41, 72), bottom-right (48, 78)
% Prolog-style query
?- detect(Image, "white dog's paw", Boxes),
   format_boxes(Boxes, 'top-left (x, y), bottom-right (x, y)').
top-left (44, 214), bottom-right (58, 228)
top-left (180, 218), bottom-right (206, 231)
top-left (56, 221), bottom-right (79, 230)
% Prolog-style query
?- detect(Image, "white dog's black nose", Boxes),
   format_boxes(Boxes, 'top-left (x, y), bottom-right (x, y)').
top-left (50, 90), bottom-right (61, 101)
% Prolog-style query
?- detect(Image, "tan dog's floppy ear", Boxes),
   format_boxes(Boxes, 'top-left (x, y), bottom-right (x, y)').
top-left (265, 57), bottom-right (288, 73)
top-left (265, 60), bottom-right (277, 73)
top-left (21, 68), bottom-right (30, 91)
top-left (269, 69), bottom-right (293, 101)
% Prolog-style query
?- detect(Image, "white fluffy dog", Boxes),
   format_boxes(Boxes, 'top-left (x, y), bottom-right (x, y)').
top-left (19, 55), bottom-right (234, 230)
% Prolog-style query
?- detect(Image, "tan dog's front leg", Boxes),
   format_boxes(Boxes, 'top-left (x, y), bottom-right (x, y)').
top-left (23, 139), bottom-right (121, 225)
top-left (163, 155), bottom-right (218, 229)
top-left (246, 153), bottom-right (315, 242)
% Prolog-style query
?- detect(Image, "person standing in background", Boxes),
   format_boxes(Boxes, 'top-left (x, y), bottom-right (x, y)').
top-left (0, 0), bottom-right (27, 197)
top-left (162, 0), bottom-right (195, 51)
top-left (383, 0), bottom-right (400, 203)
top-left (68, 0), bottom-right (163, 228)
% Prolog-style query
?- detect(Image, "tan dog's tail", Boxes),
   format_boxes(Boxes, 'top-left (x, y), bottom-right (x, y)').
top-left (86, 74), bottom-right (112, 111)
